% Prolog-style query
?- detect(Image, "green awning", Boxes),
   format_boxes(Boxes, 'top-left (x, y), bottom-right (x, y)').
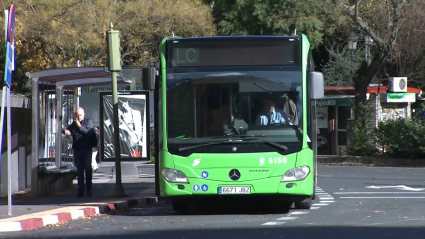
top-left (316, 95), bottom-right (354, 107)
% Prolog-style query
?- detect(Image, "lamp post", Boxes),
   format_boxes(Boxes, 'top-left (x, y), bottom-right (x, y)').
top-left (348, 32), bottom-right (358, 56)
top-left (364, 35), bottom-right (373, 64)
top-left (347, 32), bottom-right (373, 64)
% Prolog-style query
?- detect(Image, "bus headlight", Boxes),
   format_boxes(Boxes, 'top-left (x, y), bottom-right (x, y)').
top-left (281, 166), bottom-right (310, 182)
top-left (161, 168), bottom-right (189, 183)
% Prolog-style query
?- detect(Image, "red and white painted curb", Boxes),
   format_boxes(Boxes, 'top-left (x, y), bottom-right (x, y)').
top-left (0, 197), bottom-right (158, 232)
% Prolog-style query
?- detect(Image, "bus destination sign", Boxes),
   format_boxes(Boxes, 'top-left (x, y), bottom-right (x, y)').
top-left (168, 40), bottom-right (299, 67)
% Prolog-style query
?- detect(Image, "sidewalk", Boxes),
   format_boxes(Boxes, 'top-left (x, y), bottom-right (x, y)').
top-left (0, 177), bottom-right (158, 232)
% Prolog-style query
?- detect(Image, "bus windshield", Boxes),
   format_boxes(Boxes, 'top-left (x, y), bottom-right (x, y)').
top-left (166, 69), bottom-right (303, 146)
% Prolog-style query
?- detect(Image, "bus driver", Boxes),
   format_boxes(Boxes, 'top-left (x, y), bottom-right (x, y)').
top-left (255, 99), bottom-right (293, 126)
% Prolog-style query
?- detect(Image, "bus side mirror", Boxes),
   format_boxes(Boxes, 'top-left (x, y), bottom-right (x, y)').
top-left (142, 67), bottom-right (156, 90)
top-left (310, 72), bottom-right (324, 100)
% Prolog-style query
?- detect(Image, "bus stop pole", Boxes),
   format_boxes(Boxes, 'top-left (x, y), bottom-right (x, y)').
top-left (107, 23), bottom-right (127, 198)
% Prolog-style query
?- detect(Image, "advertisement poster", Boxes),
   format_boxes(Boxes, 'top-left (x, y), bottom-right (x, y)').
top-left (99, 91), bottom-right (150, 161)
top-left (43, 91), bottom-right (74, 159)
top-left (80, 84), bottom-right (154, 128)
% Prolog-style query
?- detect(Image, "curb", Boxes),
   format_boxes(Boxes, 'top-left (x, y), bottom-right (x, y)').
top-left (0, 196), bottom-right (159, 232)
top-left (318, 156), bottom-right (425, 167)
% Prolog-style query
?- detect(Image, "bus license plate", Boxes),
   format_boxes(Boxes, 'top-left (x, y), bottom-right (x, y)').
top-left (219, 186), bottom-right (251, 194)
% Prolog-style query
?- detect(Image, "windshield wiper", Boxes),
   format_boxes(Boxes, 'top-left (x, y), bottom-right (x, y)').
top-left (177, 140), bottom-right (246, 152)
top-left (213, 135), bottom-right (288, 151)
top-left (212, 134), bottom-right (265, 138)
top-left (178, 136), bottom-right (288, 152)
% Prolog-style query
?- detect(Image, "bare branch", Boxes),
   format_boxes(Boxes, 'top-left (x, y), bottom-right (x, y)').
top-left (355, 0), bottom-right (360, 21)
top-left (85, 52), bottom-right (104, 66)
top-left (388, 0), bottom-right (407, 47)
top-left (340, 3), bottom-right (386, 47)
top-left (29, 5), bottom-right (40, 19)
top-left (386, 0), bottom-right (392, 30)
top-left (53, 1), bottom-right (80, 18)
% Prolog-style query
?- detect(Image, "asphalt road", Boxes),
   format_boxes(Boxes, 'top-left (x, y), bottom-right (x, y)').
top-left (3, 165), bottom-right (425, 239)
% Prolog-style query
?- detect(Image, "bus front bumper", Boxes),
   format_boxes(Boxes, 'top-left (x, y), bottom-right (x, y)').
top-left (160, 172), bottom-right (314, 199)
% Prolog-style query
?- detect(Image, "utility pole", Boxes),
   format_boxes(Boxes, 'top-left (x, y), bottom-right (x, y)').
top-left (106, 23), bottom-right (127, 198)
top-left (2, 5), bottom-right (16, 215)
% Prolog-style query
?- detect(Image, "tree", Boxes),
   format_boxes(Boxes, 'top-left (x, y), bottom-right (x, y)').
top-left (18, 0), bottom-right (216, 67)
top-left (204, 0), bottom-right (346, 47)
top-left (334, 0), bottom-right (408, 121)
top-left (0, 0), bottom-right (216, 93)
top-left (323, 0), bottom-right (425, 90)
top-left (322, 45), bottom-right (365, 86)
top-left (387, 0), bottom-right (425, 88)
top-left (107, 0), bottom-right (216, 66)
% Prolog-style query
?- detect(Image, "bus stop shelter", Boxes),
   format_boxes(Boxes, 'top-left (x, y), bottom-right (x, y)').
top-left (26, 66), bottom-right (132, 196)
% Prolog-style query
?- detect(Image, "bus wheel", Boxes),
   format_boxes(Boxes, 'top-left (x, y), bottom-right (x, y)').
top-left (294, 197), bottom-right (312, 209)
top-left (171, 198), bottom-right (189, 212)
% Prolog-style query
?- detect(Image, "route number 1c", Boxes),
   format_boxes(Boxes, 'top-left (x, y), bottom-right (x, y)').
top-left (175, 48), bottom-right (198, 64)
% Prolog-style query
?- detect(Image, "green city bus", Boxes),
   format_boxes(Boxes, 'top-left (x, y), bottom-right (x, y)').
top-left (145, 34), bottom-right (324, 212)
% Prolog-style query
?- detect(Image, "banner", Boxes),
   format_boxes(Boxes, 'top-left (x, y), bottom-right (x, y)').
top-left (99, 91), bottom-right (150, 161)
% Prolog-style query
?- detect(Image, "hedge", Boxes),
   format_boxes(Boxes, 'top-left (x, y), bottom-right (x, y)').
top-left (349, 117), bottom-right (425, 159)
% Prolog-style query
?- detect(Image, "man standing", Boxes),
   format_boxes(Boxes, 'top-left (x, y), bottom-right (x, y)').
top-left (63, 107), bottom-right (95, 197)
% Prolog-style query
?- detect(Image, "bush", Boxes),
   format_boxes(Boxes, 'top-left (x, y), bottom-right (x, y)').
top-left (347, 119), bottom-right (378, 156)
top-left (375, 118), bottom-right (425, 159)
top-left (347, 104), bottom-right (425, 159)
top-left (349, 117), bottom-right (425, 158)
top-left (347, 106), bottom-right (378, 156)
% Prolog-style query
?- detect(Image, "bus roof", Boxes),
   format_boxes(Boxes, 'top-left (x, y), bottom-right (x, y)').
top-left (167, 35), bottom-right (303, 42)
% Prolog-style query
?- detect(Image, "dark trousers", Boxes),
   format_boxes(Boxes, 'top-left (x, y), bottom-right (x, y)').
top-left (74, 150), bottom-right (93, 194)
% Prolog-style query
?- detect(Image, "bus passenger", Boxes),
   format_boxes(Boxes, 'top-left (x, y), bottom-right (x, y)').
top-left (255, 100), bottom-right (293, 126)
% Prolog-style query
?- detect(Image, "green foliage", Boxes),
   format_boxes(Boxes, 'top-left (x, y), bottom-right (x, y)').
top-left (206, 0), bottom-right (345, 47)
top-left (347, 106), bottom-right (378, 156)
top-left (375, 118), bottom-right (425, 159)
top-left (348, 104), bottom-right (425, 159)
top-left (322, 46), bottom-right (362, 86)
top-left (322, 44), bottom-right (381, 86)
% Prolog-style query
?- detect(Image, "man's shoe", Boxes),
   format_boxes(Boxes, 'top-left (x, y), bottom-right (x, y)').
top-left (77, 193), bottom-right (84, 197)
top-left (86, 191), bottom-right (92, 197)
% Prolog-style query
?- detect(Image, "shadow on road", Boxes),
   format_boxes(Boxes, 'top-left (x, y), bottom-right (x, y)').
top-left (113, 197), bottom-right (293, 216)
top-left (4, 225), bottom-right (424, 239)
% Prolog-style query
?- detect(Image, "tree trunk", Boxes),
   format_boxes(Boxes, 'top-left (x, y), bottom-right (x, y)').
top-left (353, 60), bottom-right (370, 123)
top-left (354, 87), bottom-right (368, 120)
top-left (354, 86), bottom-right (369, 133)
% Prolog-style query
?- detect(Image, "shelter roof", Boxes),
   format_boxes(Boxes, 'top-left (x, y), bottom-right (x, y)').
top-left (26, 66), bottom-right (142, 88)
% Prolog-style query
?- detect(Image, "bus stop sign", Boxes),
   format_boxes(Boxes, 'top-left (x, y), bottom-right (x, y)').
top-left (7, 5), bottom-right (15, 44)
top-left (4, 5), bottom-right (15, 87)
top-left (4, 43), bottom-right (13, 87)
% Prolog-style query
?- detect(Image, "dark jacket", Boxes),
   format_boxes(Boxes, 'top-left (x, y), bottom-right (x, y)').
top-left (282, 95), bottom-right (298, 125)
top-left (63, 118), bottom-right (95, 151)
